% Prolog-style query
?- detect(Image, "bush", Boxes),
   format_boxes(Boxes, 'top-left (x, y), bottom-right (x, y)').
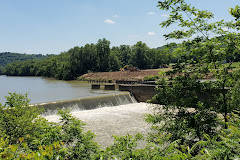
top-left (0, 93), bottom-right (100, 159)
top-left (143, 75), bottom-right (160, 81)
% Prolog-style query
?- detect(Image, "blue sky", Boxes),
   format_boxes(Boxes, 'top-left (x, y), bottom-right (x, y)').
top-left (0, 0), bottom-right (239, 55)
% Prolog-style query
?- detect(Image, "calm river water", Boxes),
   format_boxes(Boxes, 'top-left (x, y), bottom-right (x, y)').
top-left (0, 75), bottom-right (120, 104)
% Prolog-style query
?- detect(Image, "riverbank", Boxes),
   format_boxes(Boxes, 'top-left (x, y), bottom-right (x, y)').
top-left (78, 62), bottom-right (240, 82)
top-left (78, 68), bottom-right (171, 82)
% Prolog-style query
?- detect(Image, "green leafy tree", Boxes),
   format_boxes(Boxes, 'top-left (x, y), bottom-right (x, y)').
top-left (229, 5), bottom-right (240, 30)
top-left (147, 0), bottom-right (240, 151)
top-left (0, 93), bottom-right (42, 144)
top-left (130, 41), bottom-right (149, 69)
top-left (96, 38), bottom-right (111, 72)
top-left (82, 43), bottom-right (99, 73)
top-left (112, 45), bottom-right (133, 67)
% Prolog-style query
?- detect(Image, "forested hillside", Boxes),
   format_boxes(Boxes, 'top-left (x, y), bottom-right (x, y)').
top-left (0, 52), bottom-right (51, 75)
top-left (2, 32), bottom-right (240, 80)
top-left (1, 39), bottom-right (176, 80)
top-left (2, 32), bottom-right (240, 81)
top-left (0, 52), bottom-right (49, 67)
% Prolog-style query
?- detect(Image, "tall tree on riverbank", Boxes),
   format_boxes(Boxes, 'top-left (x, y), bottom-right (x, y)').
top-left (130, 41), bottom-right (149, 69)
top-left (96, 38), bottom-right (111, 72)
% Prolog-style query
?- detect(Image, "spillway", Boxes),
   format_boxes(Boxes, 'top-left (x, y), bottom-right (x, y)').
top-left (46, 103), bottom-right (152, 148)
top-left (41, 92), bottom-right (153, 148)
top-left (33, 92), bottom-right (137, 116)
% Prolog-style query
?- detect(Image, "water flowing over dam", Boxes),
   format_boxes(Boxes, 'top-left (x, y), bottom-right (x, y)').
top-left (33, 92), bottom-right (137, 116)
top-left (42, 92), bottom-right (153, 148)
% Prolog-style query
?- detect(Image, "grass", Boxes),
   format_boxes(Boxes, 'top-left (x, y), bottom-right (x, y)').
top-left (223, 62), bottom-right (240, 69)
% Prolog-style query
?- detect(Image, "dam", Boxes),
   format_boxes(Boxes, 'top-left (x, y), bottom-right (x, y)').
top-left (32, 92), bottom-right (138, 116)
top-left (41, 92), bottom-right (153, 148)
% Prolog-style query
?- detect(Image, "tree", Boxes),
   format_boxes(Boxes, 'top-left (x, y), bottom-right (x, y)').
top-left (96, 38), bottom-right (111, 72)
top-left (83, 43), bottom-right (98, 72)
top-left (130, 41), bottom-right (149, 69)
top-left (112, 45), bottom-right (133, 67)
top-left (0, 93), bottom-right (42, 144)
top-left (147, 0), bottom-right (240, 149)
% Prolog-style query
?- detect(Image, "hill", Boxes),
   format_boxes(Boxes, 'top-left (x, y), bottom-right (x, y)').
top-left (0, 52), bottom-right (49, 67)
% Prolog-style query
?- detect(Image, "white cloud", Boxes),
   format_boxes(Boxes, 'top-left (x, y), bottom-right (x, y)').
top-left (147, 32), bottom-right (155, 36)
top-left (161, 14), bottom-right (169, 17)
top-left (148, 12), bottom-right (155, 15)
top-left (104, 19), bottom-right (115, 24)
top-left (112, 15), bottom-right (119, 18)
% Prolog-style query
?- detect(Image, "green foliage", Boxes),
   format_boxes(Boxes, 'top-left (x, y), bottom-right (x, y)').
top-left (223, 61), bottom-right (240, 68)
top-left (143, 75), bottom-right (160, 81)
top-left (0, 92), bottom-right (239, 159)
top-left (0, 138), bottom-right (66, 160)
top-left (129, 41), bottom-right (149, 69)
top-left (112, 45), bottom-right (132, 67)
top-left (2, 39), bottom-right (176, 80)
top-left (100, 2), bottom-right (240, 158)
top-left (158, 0), bottom-right (220, 40)
top-left (0, 93), bottom-right (43, 144)
top-left (102, 133), bottom-right (144, 159)
top-left (107, 79), bottom-right (113, 83)
top-left (57, 109), bottom-right (99, 159)
top-left (96, 38), bottom-right (111, 72)
top-left (0, 52), bottom-right (49, 67)
top-left (0, 93), bottom-right (99, 159)
top-left (229, 5), bottom-right (240, 30)
top-left (145, 0), bottom-right (240, 158)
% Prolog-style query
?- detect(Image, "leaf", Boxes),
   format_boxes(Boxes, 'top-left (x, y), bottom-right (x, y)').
top-left (19, 137), bottom-right (24, 143)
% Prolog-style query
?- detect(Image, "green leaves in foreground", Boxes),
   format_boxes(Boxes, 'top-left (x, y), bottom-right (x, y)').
top-left (0, 90), bottom-right (239, 159)
top-left (0, 93), bottom-right (42, 144)
top-left (0, 93), bottom-right (99, 160)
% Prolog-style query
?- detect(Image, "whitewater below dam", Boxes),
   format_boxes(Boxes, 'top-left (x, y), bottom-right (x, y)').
top-left (45, 102), bottom-right (154, 148)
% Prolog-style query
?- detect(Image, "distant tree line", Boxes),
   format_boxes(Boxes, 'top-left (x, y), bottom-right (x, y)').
top-left (1, 39), bottom-right (177, 80)
top-left (0, 52), bottom-right (49, 67)
top-left (0, 52), bottom-right (51, 75)
top-left (2, 34), bottom-right (239, 80)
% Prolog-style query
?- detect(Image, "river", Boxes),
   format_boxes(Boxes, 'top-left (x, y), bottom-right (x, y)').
top-left (0, 75), bottom-right (120, 104)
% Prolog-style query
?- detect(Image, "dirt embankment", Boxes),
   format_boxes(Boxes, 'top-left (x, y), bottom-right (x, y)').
top-left (79, 69), bottom-right (166, 82)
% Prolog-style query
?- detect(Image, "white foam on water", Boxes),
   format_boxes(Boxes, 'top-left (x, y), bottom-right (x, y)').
top-left (45, 102), bottom-right (155, 148)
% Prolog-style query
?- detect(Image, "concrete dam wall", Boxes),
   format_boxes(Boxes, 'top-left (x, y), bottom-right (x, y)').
top-left (31, 92), bottom-right (137, 116)
top-left (91, 83), bottom-right (156, 102)
top-left (118, 84), bottom-right (156, 102)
